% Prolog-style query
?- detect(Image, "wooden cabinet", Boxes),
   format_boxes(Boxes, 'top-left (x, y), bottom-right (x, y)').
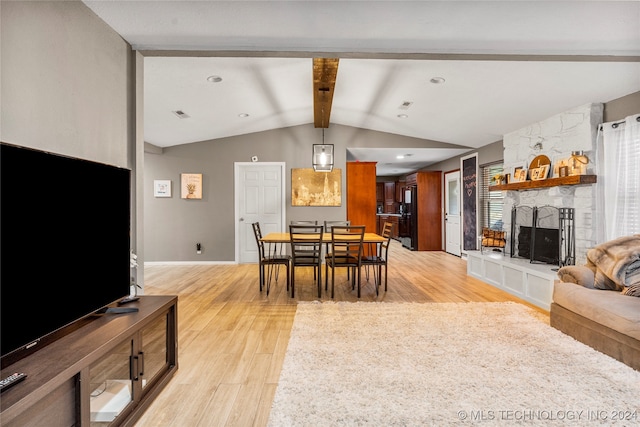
top-left (376, 182), bottom-right (384, 203)
top-left (406, 171), bottom-right (442, 251)
top-left (347, 162), bottom-right (377, 235)
top-left (383, 182), bottom-right (396, 213)
top-left (1, 296), bottom-right (178, 427)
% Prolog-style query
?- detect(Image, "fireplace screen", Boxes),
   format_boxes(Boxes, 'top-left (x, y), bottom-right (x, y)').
top-left (511, 205), bottom-right (575, 267)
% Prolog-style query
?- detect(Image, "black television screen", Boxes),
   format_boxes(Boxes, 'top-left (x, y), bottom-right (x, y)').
top-left (1, 142), bottom-right (131, 368)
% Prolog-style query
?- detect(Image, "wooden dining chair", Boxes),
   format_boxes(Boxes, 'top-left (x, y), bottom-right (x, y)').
top-left (323, 220), bottom-right (351, 283)
top-left (252, 222), bottom-right (290, 296)
top-left (324, 225), bottom-right (365, 298)
top-left (362, 221), bottom-right (393, 293)
top-left (289, 224), bottom-right (324, 298)
top-left (290, 221), bottom-right (320, 278)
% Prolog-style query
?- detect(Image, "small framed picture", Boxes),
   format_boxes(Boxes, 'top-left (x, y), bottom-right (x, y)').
top-left (154, 180), bottom-right (172, 197)
top-left (530, 167), bottom-right (540, 180)
top-left (552, 155), bottom-right (570, 178)
top-left (531, 166), bottom-right (548, 181)
top-left (538, 164), bottom-right (550, 180)
top-left (515, 168), bottom-right (528, 182)
top-left (559, 165), bottom-right (569, 177)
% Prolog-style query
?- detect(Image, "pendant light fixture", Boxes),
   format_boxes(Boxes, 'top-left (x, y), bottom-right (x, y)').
top-left (313, 128), bottom-right (334, 172)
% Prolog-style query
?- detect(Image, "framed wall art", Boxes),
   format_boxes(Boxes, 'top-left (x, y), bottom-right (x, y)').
top-left (154, 180), bottom-right (172, 198)
top-left (291, 168), bottom-right (341, 206)
top-left (181, 173), bottom-right (203, 199)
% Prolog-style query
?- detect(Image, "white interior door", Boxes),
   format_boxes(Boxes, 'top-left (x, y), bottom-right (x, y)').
top-left (445, 170), bottom-right (461, 256)
top-left (235, 162), bottom-right (285, 263)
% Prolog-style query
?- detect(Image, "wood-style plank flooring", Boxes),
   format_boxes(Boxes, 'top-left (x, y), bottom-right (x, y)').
top-left (133, 241), bottom-right (548, 427)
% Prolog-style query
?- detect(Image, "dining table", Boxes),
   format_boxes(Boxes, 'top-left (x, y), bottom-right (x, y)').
top-left (260, 232), bottom-right (387, 245)
top-left (259, 231), bottom-right (388, 297)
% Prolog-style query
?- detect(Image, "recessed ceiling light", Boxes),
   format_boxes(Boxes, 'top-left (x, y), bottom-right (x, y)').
top-left (430, 77), bottom-right (445, 84)
top-left (238, 113), bottom-right (249, 118)
top-left (397, 114), bottom-right (408, 119)
top-left (396, 155), bottom-right (405, 159)
top-left (207, 75), bottom-right (222, 83)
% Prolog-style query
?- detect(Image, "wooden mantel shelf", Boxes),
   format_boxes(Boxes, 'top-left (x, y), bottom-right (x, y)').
top-left (489, 174), bottom-right (597, 191)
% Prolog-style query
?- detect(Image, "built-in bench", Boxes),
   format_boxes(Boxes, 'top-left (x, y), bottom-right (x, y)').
top-left (466, 250), bottom-right (558, 311)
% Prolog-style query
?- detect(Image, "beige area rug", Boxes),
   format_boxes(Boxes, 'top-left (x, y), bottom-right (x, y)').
top-left (268, 302), bottom-right (640, 426)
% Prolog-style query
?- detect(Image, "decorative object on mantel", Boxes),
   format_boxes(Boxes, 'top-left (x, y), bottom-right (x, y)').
top-left (529, 154), bottom-right (551, 171)
top-left (552, 155), bottom-right (570, 178)
top-left (490, 173), bottom-right (506, 185)
top-left (569, 150), bottom-right (589, 175)
top-left (513, 167), bottom-right (527, 182)
top-left (181, 173), bottom-right (202, 199)
top-left (530, 164), bottom-right (549, 181)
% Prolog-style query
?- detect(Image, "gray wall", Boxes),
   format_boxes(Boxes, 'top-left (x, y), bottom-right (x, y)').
top-left (144, 123), bottom-right (467, 261)
top-left (1, 1), bottom-right (134, 169)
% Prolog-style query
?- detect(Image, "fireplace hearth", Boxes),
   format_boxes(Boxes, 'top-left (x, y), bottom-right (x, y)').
top-left (511, 205), bottom-right (575, 267)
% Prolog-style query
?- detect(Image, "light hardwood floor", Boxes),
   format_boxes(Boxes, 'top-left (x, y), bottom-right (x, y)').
top-left (134, 241), bottom-right (548, 427)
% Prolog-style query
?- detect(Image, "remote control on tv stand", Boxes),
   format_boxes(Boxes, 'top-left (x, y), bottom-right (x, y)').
top-left (0, 372), bottom-right (27, 393)
top-left (118, 296), bottom-right (140, 305)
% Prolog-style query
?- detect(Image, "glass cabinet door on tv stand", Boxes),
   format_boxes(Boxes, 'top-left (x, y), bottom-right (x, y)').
top-left (89, 308), bottom-right (173, 426)
top-left (89, 338), bottom-right (135, 425)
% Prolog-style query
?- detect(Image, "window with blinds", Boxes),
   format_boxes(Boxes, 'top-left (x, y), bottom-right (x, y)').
top-left (480, 163), bottom-right (504, 230)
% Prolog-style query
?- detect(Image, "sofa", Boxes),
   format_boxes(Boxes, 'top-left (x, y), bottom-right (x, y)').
top-left (550, 234), bottom-right (640, 371)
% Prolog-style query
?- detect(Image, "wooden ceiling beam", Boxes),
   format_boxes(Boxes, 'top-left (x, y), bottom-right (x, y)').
top-left (313, 58), bottom-right (339, 128)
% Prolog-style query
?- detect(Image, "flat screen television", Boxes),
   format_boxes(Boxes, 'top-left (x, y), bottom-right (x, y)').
top-left (1, 142), bottom-right (131, 368)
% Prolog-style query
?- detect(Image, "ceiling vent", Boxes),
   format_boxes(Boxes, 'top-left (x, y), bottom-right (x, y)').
top-left (398, 101), bottom-right (413, 110)
top-left (172, 110), bottom-right (190, 119)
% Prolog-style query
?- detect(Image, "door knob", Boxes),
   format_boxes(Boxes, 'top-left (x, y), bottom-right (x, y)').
top-left (239, 217), bottom-right (244, 222)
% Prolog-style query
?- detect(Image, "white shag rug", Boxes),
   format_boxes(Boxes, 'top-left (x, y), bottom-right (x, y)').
top-left (268, 302), bottom-right (640, 426)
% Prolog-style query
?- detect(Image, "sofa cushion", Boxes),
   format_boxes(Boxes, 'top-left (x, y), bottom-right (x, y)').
top-left (557, 266), bottom-right (595, 288)
top-left (553, 281), bottom-right (640, 341)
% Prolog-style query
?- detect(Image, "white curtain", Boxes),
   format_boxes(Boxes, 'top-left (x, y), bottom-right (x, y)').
top-left (597, 114), bottom-right (640, 241)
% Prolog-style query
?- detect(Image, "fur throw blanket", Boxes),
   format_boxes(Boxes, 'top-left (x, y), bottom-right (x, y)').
top-left (586, 234), bottom-right (640, 291)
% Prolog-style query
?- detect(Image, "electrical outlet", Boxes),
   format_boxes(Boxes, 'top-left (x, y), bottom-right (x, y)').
top-left (196, 242), bottom-right (202, 254)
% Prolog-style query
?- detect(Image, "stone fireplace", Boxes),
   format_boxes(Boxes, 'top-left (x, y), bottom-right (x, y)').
top-left (502, 103), bottom-right (602, 266)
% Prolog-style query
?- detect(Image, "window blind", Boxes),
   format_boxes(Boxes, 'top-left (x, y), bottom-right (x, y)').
top-left (480, 163), bottom-right (504, 230)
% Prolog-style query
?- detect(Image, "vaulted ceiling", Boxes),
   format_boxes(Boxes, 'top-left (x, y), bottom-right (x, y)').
top-left (83, 1), bottom-right (640, 175)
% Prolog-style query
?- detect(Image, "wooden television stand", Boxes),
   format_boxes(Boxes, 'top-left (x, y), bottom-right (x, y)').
top-left (0, 295), bottom-right (178, 427)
